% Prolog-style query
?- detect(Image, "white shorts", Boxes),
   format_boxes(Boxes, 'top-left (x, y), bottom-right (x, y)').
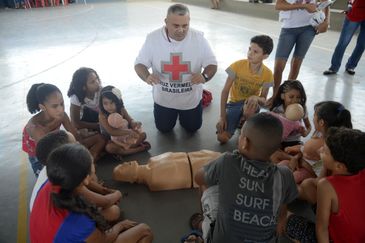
top-left (201, 185), bottom-right (219, 241)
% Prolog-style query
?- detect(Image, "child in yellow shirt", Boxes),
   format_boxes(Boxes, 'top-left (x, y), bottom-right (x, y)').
top-left (216, 35), bottom-right (274, 143)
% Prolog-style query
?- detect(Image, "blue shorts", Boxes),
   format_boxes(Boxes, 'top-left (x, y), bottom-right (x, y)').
top-left (226, 101), bottom-right (245, 135)
top-left (29, 156), bottom-right (43, 177)
top-left (275, 25), bottom-right (316, 60)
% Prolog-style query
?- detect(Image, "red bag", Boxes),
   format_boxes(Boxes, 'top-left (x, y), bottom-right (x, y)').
top-left (202, 89), bottom-right (212, 108)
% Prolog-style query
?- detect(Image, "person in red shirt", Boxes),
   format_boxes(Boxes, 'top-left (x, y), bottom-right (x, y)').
top-left (323, 0), bottom-right (365, 75)
top-left (316, 127), bottom-right (365, 243)
top-left (30, 143), bottom-right (153, 243)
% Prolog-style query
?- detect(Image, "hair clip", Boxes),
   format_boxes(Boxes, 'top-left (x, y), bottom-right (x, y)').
top-left (111, 87), bottom-right (122, 100)
top-left (51, 184), bottom-right (62, 194)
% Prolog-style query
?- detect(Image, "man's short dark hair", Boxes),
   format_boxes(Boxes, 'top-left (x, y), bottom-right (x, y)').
top-left (250, 35), bottom-right (274, 55)
top-left (244, 113), bottom-right (283, 156)
top-left (167, 4), bottom-right (189, 16)
top-left (36, 130), bottom-right (70, 166)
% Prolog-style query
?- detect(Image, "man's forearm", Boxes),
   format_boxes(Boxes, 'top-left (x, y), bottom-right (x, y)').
top-left (134, 63), bottom-right (150, 82)
top-left (202, 64), bottom-right (218, 82)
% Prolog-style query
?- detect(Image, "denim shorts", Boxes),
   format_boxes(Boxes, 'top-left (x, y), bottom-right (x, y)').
top-left (226, 101), bottom-right (245, 135)
top-left (275, 25), bottom-right (316, 60)
top-left (29, 156), bottom-right (43, 177)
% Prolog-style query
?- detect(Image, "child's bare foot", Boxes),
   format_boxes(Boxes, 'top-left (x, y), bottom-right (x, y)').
top-left (135, 132), bottom-right (147, 145)
top-left (141, 141), bottom-right (151, 151)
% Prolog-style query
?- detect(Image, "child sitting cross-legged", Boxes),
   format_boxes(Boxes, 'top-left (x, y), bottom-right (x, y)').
top-left (195, 113), bottom-right (298, 242)
top-left (216, 35), bottom-right (274, 144)
top-left (273, 101), bottom-right (352, 184)
top-left (270, 80), bottom-right (311, 148)
top-left (67, 67), bottom-right (102, 136)
top-left (99, 86), bottom-right (150, 156)
top-left (30, 143), bottom-right (153, 243)
top-left (23, 83), bottom-right (105, 177)
top-left (30, 130), bottom-right (122, 222)
top-left (285, 127), bottom-right (365, 243)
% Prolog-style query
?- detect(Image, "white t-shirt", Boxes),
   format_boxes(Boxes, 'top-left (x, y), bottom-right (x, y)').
top-left (135, 27), bottom-right (217, 110)
top-left (70, 92), bottom-right (100, 117)
top-left (29, 167), bottom-right (48, 212)
top-left (279, 0), bottom-right (317, 28)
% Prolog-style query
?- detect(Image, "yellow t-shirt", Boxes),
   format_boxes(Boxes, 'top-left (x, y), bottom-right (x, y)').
top-left (226, 59), bottom-right (273, 103)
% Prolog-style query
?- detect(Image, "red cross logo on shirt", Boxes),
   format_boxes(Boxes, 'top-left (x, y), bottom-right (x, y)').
top-left (161, 53), bottom-right (191, 82)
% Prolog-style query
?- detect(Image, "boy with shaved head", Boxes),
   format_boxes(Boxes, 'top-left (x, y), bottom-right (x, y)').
top-left (195, 113), bottom-right (298, 242)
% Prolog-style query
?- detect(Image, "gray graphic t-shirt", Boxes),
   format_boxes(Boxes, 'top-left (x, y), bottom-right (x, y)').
top-left (204, 150), bottom-right (298, 243)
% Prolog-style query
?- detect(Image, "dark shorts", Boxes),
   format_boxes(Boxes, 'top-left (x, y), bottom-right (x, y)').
top-left (286, 214), bottom-right (316, 243)
top-left (29, 156), bottom-right (43, 177)
top-left (81, 106), bottom-right (99, 123)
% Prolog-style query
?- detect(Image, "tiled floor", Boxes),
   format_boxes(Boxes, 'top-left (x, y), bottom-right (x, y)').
top-left (0, 1), bottom-right (364, 242)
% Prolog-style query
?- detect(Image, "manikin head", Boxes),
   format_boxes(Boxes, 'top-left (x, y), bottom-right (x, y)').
top-left (285, 103), bottom-right (304, 121)
top-left (108, 113), bottom-right (128, 129)
top-left (113, 161), bottom-right (139, 183)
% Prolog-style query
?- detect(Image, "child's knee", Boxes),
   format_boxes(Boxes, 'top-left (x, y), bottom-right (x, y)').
top-left (138, 223), bottom-right (153, 238)
top-left (105, 142), bottom-right (117, 154)
top-left (102, 205), bottom-right (120, 222)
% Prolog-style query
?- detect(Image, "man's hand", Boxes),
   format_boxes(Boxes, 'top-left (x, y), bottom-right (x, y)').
top-left (145, 74), bottom-right (160, 85)
top-left (191, 73), bottom-right (205, 84)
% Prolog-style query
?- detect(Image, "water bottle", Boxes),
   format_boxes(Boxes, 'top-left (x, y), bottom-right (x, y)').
top-left (317, 0), bottom-right (336, 11)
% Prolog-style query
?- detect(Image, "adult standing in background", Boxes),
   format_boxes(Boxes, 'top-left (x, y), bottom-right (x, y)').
top-left (323, 0), bottom-right (365, 76)
top-left (271, 0), bottom-right (330, 98)
top-left (135, 4), bottom-right (217, 133)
